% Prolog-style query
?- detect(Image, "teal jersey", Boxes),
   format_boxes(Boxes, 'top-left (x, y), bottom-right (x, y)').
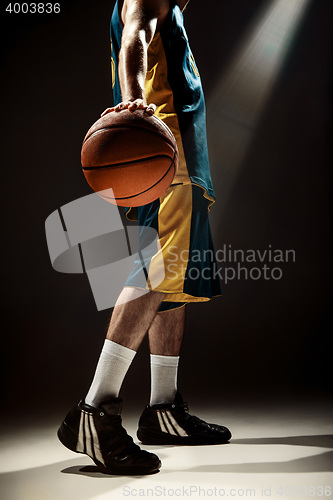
top-left (110, 0), bottom-right (216, 205)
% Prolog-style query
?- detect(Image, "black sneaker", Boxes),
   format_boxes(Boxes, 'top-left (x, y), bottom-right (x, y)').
top-left (137, 392), bottom-right (232, 445)
top-left (57, 398), bottom-right (161, 475)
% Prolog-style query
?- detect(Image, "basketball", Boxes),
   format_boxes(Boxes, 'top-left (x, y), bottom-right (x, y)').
top-left (81, 109), bottom-right (178, 207)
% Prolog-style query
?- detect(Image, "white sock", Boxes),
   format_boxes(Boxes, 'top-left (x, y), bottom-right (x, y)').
top-left (149, 354), bottom-right (179, 406)
top-left (85, 339), bottom-right (136, 407)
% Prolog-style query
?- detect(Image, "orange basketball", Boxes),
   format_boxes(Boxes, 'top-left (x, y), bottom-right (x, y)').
top-left (81, 109), bottom-right (178, 207)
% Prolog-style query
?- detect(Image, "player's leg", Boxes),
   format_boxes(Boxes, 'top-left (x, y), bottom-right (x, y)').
top-left (149, 305), bottom-right (185, 356)
top-left (86, 287), bottom-right (165, 406)
top-left (136, 185), bottom-right (231, 445)
top-left (57, 287), bottom-right (164, 476)
top-left (137, 303), bottom-right (232, 445)
top-left (148, 306), bottom-right (186, 405)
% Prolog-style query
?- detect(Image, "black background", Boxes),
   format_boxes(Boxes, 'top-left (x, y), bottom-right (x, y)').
top-left (1, 0), bottom-right (332, 416)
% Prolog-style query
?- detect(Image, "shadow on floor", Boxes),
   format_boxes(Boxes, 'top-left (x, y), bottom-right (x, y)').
top-left (185, 450), bottom-right (333, 474)
top-left (1, 436), bottom-right (332, 500)
top-left (0, 458), bottom-right (142, 500)
top-left (231, 434), bottom-right (333, 448)
top-left (61, 464), bottom-right (160, 478)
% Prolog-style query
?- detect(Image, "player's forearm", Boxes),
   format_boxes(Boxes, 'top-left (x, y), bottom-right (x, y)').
top-left (119, 34), bottom-right (147, 102)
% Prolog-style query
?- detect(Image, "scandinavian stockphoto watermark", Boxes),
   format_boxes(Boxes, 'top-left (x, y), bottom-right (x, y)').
top-left (45, 191), bottom-right (296, 311)
top-left (166, 245), bottom-right (295, 284)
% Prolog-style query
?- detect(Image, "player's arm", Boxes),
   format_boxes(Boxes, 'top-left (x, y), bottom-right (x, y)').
top-left (101, 0), bottom-right (169, 117)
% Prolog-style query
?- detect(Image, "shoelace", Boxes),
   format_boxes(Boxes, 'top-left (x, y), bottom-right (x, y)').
top-left (177, 401), bottom-right (209, 429)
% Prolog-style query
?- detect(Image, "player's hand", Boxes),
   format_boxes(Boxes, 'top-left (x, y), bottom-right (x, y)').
top-left (101, 100), bottom-right (156, 117)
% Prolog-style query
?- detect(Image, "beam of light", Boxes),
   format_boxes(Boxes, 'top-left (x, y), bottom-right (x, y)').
top-left (207, 0), bottom-right (312, 214)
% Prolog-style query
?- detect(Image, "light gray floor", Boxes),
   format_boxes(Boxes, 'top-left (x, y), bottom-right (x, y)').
top-left (1, 392), bottom-right (332, 500)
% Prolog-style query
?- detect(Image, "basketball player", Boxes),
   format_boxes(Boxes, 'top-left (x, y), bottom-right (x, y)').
top-left (58, 0), bottom-right (231, 475)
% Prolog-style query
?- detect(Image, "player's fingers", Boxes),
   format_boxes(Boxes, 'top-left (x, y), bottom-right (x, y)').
top-left (114, 101), bottom-right (130, 112)
top-left (145, 103), bottom-right (156, 115)
top-left (112, 100), bottom-right (155, 114)
top-left (128, 99), bottom-right (144, 111)
top-left (100, 107), bottom-right (114, 117)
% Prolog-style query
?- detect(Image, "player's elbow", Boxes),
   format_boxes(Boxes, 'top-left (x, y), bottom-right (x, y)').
top-left (122, 14), bottom-right (156, 48)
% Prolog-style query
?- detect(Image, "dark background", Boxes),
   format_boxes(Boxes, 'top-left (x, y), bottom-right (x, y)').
top-left (1, 0), bottom-right (332, 417)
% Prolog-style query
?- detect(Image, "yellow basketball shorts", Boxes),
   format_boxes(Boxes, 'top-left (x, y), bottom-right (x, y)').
top-left (125, 184), bottom-right (222, 312)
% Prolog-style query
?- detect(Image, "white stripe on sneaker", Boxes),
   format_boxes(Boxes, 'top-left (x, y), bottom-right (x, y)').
top-left (161, 410), bottom-right (178, 435)
top-left (165, 410), bottom-right (188, 437)
top-left (89, 413), bottom-right (105, 466)
top-left (157, 410), bottom-right (168, 433)
top-left (158, 410), bottom-right (188, 437)
top-left (76, 409), bottom-right (105, 467)
top-left (156, 408), bottom-right (189, 437)
top-left (76, 410), bottom-right (85, 452)
top-left (84, 412), bottom-right (93, 458)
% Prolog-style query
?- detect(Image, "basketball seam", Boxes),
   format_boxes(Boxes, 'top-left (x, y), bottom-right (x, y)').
top-left (83, 124), bottom-right (177, 150)
top-left (98, 153), bottom-right (177, 201)
top-left (82, 153), bottom-right (177, 171)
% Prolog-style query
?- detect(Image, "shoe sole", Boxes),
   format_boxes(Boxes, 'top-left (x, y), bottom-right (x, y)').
top-left (58, 421), bottom-right (161, 475)
top-left (137, 426), bottom-right (232, 446)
